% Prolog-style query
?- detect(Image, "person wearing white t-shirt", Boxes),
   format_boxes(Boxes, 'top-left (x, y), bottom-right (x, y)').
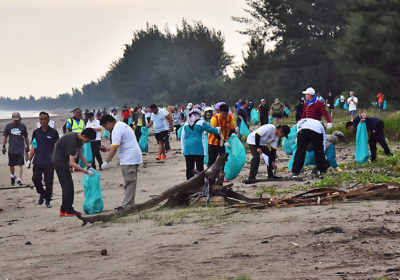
top-left (347, 91), bottom-right (358, 121)
top-left (85, 113), bottom-right (103, 170)
top-left (146, 104), bottom-right (173, 160)
top-left (100, 114), bottom-right (143, 213)
top-left (246, 124), bottom-right (290, 180)
top-left (292, 118), bottom-right (327, 178)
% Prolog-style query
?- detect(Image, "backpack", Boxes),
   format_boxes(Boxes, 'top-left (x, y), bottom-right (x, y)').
top-left (62, 118), bottom-right (74, 134)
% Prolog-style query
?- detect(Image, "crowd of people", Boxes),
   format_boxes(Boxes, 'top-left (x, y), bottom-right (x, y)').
top-left (2, 87), bottom-right (393, 217)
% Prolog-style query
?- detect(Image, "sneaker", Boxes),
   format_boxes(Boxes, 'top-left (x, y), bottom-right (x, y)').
top-left (292, 173), bottom-right (299, 178)
top-left (17, 179), bottom-right (22, 186)
top-left (63, 209), bottom-right (80, 217)
top-left (11, 176), bottom-right (15, 186)
top-left (45, 200), bottom-right (51, 208)
top-left (160, 154), bottom-right (166, 160)
top-left (38, 195), bottom-right (45, 205)
top-left (156, 154), bottom-right (161, 160)
top-left (114, 206), bottom-right (125, 213)
top-left (59, 210), bottom-right (65, 216)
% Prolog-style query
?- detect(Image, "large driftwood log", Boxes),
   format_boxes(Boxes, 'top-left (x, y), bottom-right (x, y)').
top-left (76, 154), bottom-right (228, 226)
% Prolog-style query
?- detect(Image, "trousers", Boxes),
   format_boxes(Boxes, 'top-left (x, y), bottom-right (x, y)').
top-left (248, 145), bottom-right (274, 179)
top-left (185, 155), bottom-right (204, 179)
top-left (121, 165), bottom-right (139, 208)
top-left (32, 164), bottom-right (54, 201)
top-left (55, 165), bottom-right (75, 212)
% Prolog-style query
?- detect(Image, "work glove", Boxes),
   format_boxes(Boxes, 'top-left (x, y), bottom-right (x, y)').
top-left (327, 123), bottom-right (333, 129)
top-left (87, 168), bottom-right (95, 176)
top-left (101, 162), bottom-right (108, 170)
top-left (25, 160), bottom-right (31, 169)
top-left (2, 147), bottom-right (6, 155)
top-left (216, 127), bottom-right (221, 134)
top-left (224, 141), bottom-right (231, 149)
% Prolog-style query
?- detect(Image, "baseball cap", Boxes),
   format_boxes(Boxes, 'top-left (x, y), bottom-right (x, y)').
top-left (281, 125), bottom-right (291, 138)
top-left (12, 112), bottom-right (21, 120)
top-left (261, 98), bottom-right (265, 102)
top-left (302, 87), bottom-right (316, 95)
top-left (187, 103), bottom-right (193, 109)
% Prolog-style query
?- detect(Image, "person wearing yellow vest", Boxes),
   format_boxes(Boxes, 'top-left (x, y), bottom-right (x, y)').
top-left (208, 103), bottom-right (236, 167)
top-left (65, 108), bottom-right (85, 134)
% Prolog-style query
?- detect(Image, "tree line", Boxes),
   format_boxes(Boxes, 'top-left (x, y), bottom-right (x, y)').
top-left (2, 1), bottom-right (399, 110)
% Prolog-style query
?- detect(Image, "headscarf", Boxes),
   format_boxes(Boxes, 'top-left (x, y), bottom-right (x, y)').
top-left (188, 108), bottom-right (202, 127)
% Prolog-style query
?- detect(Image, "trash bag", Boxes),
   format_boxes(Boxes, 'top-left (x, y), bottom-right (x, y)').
top-left (82, 170), bottom-right (104, 214)
top-left (177, 126), bottom-right (183, 141)
top-left (371, 101), bottom-right (377, 108)
top-left (355, 122), bottom-right (370, 163)
top-left (32, 138), bottom-right (38, 149)
top-left (288, 143), bottom-right (297, 171)
top-left (79, 142), bottom-right (93, 168)
top-left (282, 125), bottom-right (297, 155)
top-left (224, 135), bottom-right (246, 180)
top-left (284, 107), bottom-right (290, 116)
top-left (288, 143), bottom-right (313, 171)
top-left (103, 130), bottom-right (109, 139)
top-left (250, 108), bottom-right (259, 125)
top-left (128, 117), bottom-right (133, 125)
top-left (139, 127), bottom-right (148, 153)
top-left (343, 103), bottom-right (349, 110)
top-left (268, 116), bottom-right (273, 124)
top-left (383, 100), bottom-right (388, 110)
top-left (335, 98), bottom-right (340, 108)
top-left (203, 133), bottom-right (209, 165)
top-left (239, 121), bottom-right (250, 137)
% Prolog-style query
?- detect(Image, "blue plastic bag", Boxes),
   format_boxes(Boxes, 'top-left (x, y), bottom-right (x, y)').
top-left (250, 109), bottom-right (259, 125)
top-left (177, 126), bottom-right (183, 141)
top-left (139, 127), bottom-right (148, 153)
top-left (344, 103), bottom-right (349, 110)
top-left (383, 100), bottom-right (388, 110)
top-left (224, 135), bottom-right (246, 180)
top-left (82, 170), bottom-right (104, 214)
top-left (371, 102), bottom-right (377, 108)
top-left (268, 116), bottom-right (273, 124)
top-left (284, 107), bottom-right (290, 116)
top-left (304, 151), bottom-right (315, 166)
top-left (239, 121), bottom-right (250, 137)
top-left (128, 117), bottom-right (133, 125)
top-left (355, 122), bottom-right (370, 163)
top-left (203, 133), bottom-right (209, 164)
top-left (32, 138), bottom-right (38, 149)
top-left (282, 126), bottom-right (297, 155)
top-left (103, 130), bottom-right (109, 139)
top-left (79, 142), bottom-right (93, 168)
top-left (334, 99), bottom-right (340, 108)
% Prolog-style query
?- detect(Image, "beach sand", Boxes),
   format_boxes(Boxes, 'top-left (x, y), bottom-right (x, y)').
top-left (1, 114), bottom-right (400, 279)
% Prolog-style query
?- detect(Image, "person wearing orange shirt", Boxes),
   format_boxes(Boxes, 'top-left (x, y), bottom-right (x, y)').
top-left (208, 104), bottom-right (236, 167)
top-left (376, 92), bottom-right (385, 111)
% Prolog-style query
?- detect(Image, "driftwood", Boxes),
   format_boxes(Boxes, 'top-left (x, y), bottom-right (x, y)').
top-left (76, 154), bottom-right (230, 226)
top-left (230, 183), bottom-right (400, 210)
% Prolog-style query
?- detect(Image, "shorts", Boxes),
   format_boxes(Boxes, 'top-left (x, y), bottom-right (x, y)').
top-left (328, 104), bottom-right (334, 110)
top-left (8, 153), bottom-right (24, 166)
top-left (349, 110), bottom-right (356, 117)
top-left (155, 130), bottom-right (169, 143)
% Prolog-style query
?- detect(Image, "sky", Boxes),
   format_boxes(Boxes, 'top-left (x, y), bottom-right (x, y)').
top-left (0, 0), bottom-right (249, 99)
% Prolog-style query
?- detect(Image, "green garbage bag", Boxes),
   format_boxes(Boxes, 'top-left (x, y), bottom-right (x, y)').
top-left (355, 122), bottom-right (369, 163)
top-left (282, 125), bottom-right (297, 155)
top-left (335, 99), bottom-right (340, 108)
top-left (139, 127), bottom-right (148, 153)
top-left (103, 129), bottom-right (109, 139)
top-left (224, 135), bottom-right (246, 180)
top-left (128, 117), bottom-right (133, 125)
top-left (82, 170), bottom-right (103, 214)
top-left (383, 100), bottom-right (388, 110)
top-left (239, 121), bottom-right (250, 137)
top-left (177, 126), bottom-right (183, 141)
top-left (203, 133), bottom-right (209, 165)
top-left (284, 107), bottom-right (290, 116)
top-left (288, 143), bottom-right (297, 171)
top-left (268, 116), bottom-right (273, 124)
top-left (79, 142), bottom-right (93, 168)
top-left (250, 108), bottom-right (259, 125)
top-left (304, 150), bottom-right (315, 166)
top-left (343, 103), bottom-right (349, 110)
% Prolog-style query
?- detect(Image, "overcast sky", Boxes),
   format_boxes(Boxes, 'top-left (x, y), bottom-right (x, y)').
top-left (0, 0), bottom-right (249, 99)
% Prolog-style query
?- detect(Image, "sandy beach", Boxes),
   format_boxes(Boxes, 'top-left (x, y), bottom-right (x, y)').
top-left (1, 113), bottom-right (400, 279)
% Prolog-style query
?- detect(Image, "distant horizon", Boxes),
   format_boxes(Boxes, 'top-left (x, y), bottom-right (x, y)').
top-left (0, 0), bottom-right (249, 99)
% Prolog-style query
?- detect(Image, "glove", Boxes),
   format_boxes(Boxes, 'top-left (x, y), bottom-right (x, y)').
top-left (87, 168), bottom-right (95, 176)
top-left (327, 123), bottom-right (333, 129)
top-left (216, 127), bottom-right (221, 134)
top-left (2, 147), bottom-right (6, 155)
top-left (101, 162), bottom-right (108, 170)
top-left (25, 160), bottom-right (31, 169)
top-left (224, 142), bottom-right (231, 149)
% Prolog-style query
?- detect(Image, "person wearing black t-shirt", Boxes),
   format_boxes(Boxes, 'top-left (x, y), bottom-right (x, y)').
top-left (325, 92), bottom-right (335, 120)
top-left (26, 112), bottom-right (59, 208)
